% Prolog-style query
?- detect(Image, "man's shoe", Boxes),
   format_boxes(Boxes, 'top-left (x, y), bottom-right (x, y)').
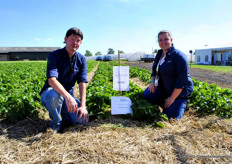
top-left (185, 100), bottom-right (190, 111)
top-left (62, 121), bottom-right (72, 128)
top-left (46, 127), bottom-right (63, 134)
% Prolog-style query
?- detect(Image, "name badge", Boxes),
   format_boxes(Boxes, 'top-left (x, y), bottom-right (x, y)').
top-left (154, 76), bottom-right (159, 86)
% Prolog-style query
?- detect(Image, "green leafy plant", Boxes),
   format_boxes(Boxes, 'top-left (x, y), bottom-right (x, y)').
top-left (0, 61), bottom-right (99, 122)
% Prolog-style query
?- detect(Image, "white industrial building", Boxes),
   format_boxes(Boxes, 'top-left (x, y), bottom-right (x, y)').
top-left (87, 51), bottom-right (193, 62)
top-left (86, 52), bottom-right (146, 61)
top-left (195, 46), bottom-right (232, 65)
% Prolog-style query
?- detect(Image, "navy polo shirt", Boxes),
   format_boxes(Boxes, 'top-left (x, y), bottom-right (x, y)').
top-left (40, 47), bottom-right (88, 96)
top-left (151, 44), bottom-right (193, 98)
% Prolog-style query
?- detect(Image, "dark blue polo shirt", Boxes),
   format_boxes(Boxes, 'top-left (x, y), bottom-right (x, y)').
top-left (40, 47), bottom-right (88, 96)
top-left (151, 44), bottom-right (193, 98)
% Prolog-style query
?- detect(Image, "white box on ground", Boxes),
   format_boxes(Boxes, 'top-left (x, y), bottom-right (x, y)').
top-left (113, 66), bottom-right (129, 91)
top-left (111, 96), bottom-right (133, 115)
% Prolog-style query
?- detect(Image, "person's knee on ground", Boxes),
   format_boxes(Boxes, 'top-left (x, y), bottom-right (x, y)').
top-left (41, 88), bottom-right (64, 131)
top-left (143, 87), bottom-right (154, 103)
top-left (143, 87), bottom-right (166, 106)
top-left (163, 99), bottom-right (187, 120)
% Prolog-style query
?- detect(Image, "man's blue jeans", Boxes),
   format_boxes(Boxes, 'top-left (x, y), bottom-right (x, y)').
top-left (41, 87), bottom-right (88, 131)
top-left (143, 87), bottom-right (187, 120)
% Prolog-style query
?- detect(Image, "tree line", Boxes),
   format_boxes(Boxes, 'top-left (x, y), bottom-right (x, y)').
top-left (84, 48), bottom-right (162, 57)
top-left (84, 48), bottom-right (124, 57)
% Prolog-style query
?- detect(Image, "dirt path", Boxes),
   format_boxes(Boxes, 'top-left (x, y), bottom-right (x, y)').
top-left (189, 68), bottom-right (232, 89)
top-left (74, 62), bottom-right (100, 99)
top-left (130, 77), bottom-right (148, 90)
top-left (126, 62), bottom-right (232, 90)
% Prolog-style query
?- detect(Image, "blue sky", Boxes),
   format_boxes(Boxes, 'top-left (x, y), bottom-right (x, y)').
top-left (1, 0), bottom-right (232, 55)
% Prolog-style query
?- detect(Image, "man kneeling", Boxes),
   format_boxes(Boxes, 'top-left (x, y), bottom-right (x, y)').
top-left (40, 27), bottom-right (88, 133)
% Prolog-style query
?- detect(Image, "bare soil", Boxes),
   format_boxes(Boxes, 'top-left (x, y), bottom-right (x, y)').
top-left (126, 62), bottom-right (232, 90)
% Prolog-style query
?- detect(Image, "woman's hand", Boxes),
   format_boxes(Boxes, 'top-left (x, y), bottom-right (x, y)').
top-left (164, 97), bottom-right (175, 108)
top-left (148, 82), bottom-right (157, 93)
top-left (164, 88), bottom-right (183, 108)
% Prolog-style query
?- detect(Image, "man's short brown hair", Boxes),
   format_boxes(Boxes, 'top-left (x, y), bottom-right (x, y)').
top-left (65, 27), bottom-right (83, 40)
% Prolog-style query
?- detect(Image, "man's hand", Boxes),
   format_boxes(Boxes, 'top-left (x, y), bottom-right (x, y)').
top-left (65, 96), bottom-right (78, 113)
top-left (48, 77), bottom-right (89, 123)
top-left (65, 96), bottom-right (89, 123)
top-left (76, 106), bottom-right (89, 123)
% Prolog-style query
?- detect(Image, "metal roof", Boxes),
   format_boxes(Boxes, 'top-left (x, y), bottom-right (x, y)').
top-left (0, 47), bottom-right (61, 53)
top-left (196, 46), bottom-right (232, 51)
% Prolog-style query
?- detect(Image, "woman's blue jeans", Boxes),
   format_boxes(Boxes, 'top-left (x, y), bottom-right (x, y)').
top-left (143, 87), bottom-right (187, 120)
top-left (41, 87), bottom-right (88, 131)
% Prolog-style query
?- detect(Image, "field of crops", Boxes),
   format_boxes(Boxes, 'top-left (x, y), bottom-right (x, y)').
top-left (0, 60), bottom-right (232, 122)
top-left (0, 61), bottom-right (98, 122)
top-left (0, 60), bottom-right (232, 163)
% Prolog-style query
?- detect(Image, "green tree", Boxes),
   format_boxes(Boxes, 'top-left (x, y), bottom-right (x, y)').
top-left (85, 50), bottom-right (93, 57)
top-left (153, 49), bottom-right (158, 54)
top-left (107, 48), bottom-right (115, 54)
top-left (95, 51), bottom-right (102, 56)
top-left (119, 50), bottom-right (124, 54)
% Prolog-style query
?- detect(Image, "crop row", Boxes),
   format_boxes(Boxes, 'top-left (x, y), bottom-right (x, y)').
top-left (190, 81), bottom-right (232, 118)
top-left (0, 62), bottom-right (46, 122)
top-left (86, 62), bottom-right (167, 126)
top-left (111, 61), bottom-right (232, 118)
top-left (1, 60), bottom-right (231, 123)
top-left (0, 61), bottom-right (98, 122)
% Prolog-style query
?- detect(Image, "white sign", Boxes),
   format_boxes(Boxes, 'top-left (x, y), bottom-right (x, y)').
top-left (113, 66), bottom-right (129, 91)
top-left (111, 96), bottom-right (133, 115)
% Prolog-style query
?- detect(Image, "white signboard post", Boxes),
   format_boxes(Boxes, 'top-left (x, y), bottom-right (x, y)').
top-left (111, 63), bottom-right (132, 115)
top-left (113, 66), bottom-right (129, 91)
top-left (111, 97), bottom-right (132, 115)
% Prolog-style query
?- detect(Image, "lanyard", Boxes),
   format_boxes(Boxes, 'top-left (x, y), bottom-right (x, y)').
top-left (154, 54), bottom-right (166, 86)
top-left (156, 54), bottom-right (166, 75)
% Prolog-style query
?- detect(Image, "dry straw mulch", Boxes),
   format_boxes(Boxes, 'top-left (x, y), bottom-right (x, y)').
top-left (0, 111), bottom-right (231, 163)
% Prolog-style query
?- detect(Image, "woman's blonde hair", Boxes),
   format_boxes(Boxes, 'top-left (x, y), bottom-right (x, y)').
top-left (158, 30), bottom-right (172, 40)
